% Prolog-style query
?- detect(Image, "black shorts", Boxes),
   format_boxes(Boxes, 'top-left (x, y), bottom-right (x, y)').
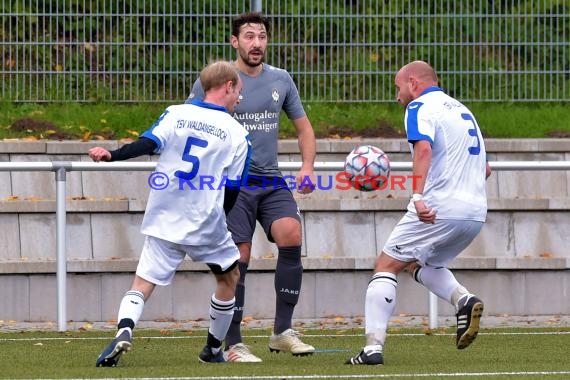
top-left (227, 176), bottom-right (301, 244)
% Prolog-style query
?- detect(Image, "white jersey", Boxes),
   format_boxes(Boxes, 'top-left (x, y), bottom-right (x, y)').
top-left (404, 87), bottom-right (487, 221)
top-left (139, 101), bottom-right (251, 245)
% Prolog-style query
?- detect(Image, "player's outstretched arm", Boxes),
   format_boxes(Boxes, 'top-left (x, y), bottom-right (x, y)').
top-left (88, 137), bottom-right (157, 162)
top-left (88, 147), bottom-right (112, 162)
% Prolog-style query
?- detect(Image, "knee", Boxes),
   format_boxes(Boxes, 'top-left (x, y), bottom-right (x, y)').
top-left (237, 243), bottom-right (252, 263)
top-left (272, 219), bottom-right (302, 246)
top-left (223, 267), bottom-right (240, 290)
top-left (373, 253), bottom-right (410, 275)
top-left (288, 228), bottom-right (302, 245)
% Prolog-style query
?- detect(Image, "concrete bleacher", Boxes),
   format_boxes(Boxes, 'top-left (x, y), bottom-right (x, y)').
top-left (1, 138), bottom-right (569, 323)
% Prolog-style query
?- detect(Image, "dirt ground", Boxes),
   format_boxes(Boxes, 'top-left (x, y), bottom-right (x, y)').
top-left (319, 120), bottom-right (405, 139)
top-left (2, 314), bottom-right (569, 332)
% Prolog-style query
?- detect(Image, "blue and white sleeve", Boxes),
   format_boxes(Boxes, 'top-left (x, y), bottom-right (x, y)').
top-left (405, 101), bottom-right (434, 145)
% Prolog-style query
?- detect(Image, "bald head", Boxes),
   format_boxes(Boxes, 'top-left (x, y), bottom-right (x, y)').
top-left (398, 60), bottom-right (438, 83)
top-left (394, 60), bottom-right (439, 106)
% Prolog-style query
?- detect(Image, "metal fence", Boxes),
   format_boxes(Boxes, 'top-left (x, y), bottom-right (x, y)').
top-left (0, 0), bottom-right (568, 103)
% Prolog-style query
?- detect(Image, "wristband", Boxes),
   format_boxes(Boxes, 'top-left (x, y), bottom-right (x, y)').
top-left (411, 193), bottom-right (423, 202)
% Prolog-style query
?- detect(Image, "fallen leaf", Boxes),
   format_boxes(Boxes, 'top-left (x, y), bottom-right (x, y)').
top-left (81, 131), bottom-right (91, 141)
top-left (25, 196), bottom-right (43, 202)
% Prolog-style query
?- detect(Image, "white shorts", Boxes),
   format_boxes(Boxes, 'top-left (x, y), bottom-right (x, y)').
top-left (136, 235), bottom-right (240, 286)
top-left (383, 212), bottom-right (484, 267)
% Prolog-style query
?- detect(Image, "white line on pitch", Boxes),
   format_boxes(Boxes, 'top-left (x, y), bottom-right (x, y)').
top-left (1, 330), bottom-right (570, 342)
top-left (35, 370), bottom-right (570, 380)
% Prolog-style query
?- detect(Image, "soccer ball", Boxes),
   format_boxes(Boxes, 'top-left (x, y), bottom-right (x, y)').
top-left (344, 145), bottom-right (391, 191)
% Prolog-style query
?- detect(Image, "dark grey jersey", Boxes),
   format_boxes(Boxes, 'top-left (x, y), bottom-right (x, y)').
top-left (187, 63), bottom-right (306, 176)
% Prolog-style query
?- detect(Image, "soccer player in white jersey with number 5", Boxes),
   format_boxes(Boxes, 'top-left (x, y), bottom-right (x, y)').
top-left (90, 61), bottom-right (252, 366)
top-left (346, 61), bottom-right (492, 365)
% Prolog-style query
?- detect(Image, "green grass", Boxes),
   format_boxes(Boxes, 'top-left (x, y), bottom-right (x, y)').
top-left (0, 102), bottom-right (568, 141)
top-left (1, 327), bottom-right (570, 379)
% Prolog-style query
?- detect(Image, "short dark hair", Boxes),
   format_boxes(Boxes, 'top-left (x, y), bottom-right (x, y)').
top-left (232, 12), bottom-right (270, 38)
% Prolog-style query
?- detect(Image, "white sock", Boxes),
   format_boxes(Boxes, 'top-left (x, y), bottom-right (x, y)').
top-left (116, 327), bottom-right (132, 338)
top-left (453, 290), bottom-right (472, 311)
top-left (209, 295), bottom-right (235, 342)
top-left (416, 266), bottom-right (465, 305)
top-left (363, 344), bottom-right (383, 353)
top-left (117, 290), bottom-right (145, 328)
top-left (364, 272), bottom-right (397, 347)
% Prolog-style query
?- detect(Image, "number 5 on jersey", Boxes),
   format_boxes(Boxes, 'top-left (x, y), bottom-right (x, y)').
top-left (175, 137), bottom-right (208, 180)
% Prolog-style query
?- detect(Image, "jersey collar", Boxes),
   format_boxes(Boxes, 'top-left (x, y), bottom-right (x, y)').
top-left (189, 99), bottom-right (229, 113)
top-left (419, 86), bottom-right (443, 96)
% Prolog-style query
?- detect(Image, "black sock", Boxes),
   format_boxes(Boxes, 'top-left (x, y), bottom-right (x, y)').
top-left (207, 331), bottom-right (222, 350)
top-left (225, 261), bottom-right (248, 347)
top-left (274, 246), bottom-right (302, 334)
top-left (118, 318), bottom-right (135, 330)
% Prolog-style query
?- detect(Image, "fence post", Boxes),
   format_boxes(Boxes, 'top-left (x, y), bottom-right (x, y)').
top-left (251, 0), bottom-right (262, 12)
top-left (54, 163), bottom-right (69, 332)
top-left (428, 291), bottom-right (438, 329)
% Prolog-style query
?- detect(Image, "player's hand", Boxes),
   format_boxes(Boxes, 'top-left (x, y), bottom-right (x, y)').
top-left (88, 147), bottom-right (112, 162)
top-left (296, 169), bottom-right (316, 194)
top-left (414, 200), bottom-right (436, 224)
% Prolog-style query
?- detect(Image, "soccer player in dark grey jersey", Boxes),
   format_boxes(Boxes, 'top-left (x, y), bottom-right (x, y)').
top-left (187, 12), bottom-right (317, 362)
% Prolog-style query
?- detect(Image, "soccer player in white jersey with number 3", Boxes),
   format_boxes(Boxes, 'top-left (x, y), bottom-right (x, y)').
top-left (90, 61), bottom-right (252, 366)
top-left (346, 60), bottom-right (492, 365)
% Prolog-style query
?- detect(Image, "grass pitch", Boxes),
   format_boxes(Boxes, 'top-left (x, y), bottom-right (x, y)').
top-left (1, 326), bottom-right (569, 379)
